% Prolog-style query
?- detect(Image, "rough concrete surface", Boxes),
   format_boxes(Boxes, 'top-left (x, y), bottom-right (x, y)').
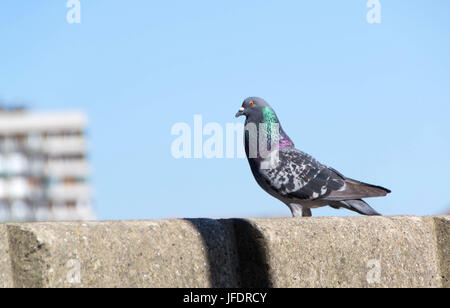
top-left (431, 216), bottom-right (449, 288)
top-left (0, 216), bottom-right (448, 288)
top-left (2, 219), bottom-right (237, 288)
top-left (243, 216), bottom-right (444, 287)
top-left (0, 224), bottom-right (13, 287)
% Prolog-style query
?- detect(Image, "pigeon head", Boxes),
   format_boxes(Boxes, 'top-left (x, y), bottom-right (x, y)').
top-left (235, 97), bottom-right (294, 150)
top-left (235, 97), bottom-right (279, 124)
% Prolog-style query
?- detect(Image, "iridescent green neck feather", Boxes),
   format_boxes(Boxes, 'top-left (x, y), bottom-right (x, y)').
top-left (262, 106), bottom-right (279, 147)
top-left (262, 106), bottom-right (278, 136)
top-left (261, 106), bottom-right (293, 149)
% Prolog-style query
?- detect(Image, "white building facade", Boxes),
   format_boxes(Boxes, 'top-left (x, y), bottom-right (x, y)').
top-left (0, 110), bottom-right (94, 222)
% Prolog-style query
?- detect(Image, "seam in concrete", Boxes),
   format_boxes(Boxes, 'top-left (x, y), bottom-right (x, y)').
top-left (228, 219), bottom-right (273, 288)
top-left (431, 216), bottom-right (449, 288)
top-left (183, 218), bottom-right (239, 287)
top-left (6, 224), bottom-right (51, 288)
top-left (0, 224), bottom-right (13, 288)
top-left (184, 218), bottom-right (275, 288)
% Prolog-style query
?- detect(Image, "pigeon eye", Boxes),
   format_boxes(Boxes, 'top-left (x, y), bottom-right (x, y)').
top-left (249, 101), bottom-right (255, 107)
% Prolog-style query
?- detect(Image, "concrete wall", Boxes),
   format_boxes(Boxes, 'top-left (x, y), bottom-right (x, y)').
top-left (0, 216), bottom-right (448, 288)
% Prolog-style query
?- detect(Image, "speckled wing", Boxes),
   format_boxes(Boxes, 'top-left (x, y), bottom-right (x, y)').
top-left (258, 148), bottom-right (346, 200)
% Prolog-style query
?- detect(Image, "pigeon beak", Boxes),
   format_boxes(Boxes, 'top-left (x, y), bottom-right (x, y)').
top-left (235, 107), bottom-right (245, 118)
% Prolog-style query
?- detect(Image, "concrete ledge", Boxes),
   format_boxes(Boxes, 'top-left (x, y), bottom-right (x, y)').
top-left (433, 216), bottom-right (450, 288)
top-left (0, 216), bottom-right (448, 288)
top-left (0, 224), bottom-right (13, 288)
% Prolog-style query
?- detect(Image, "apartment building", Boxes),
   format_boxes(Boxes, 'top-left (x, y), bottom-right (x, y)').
top-left (0, 108), bottom-right (94, 222)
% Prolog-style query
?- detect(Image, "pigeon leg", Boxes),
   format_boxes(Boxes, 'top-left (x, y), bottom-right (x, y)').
top-left (287, 203), bottom-right (312, 217)
top-left (302, 208), bottom-right (312, 217)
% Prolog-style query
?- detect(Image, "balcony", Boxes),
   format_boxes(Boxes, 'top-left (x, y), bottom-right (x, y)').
top-left (41, 136), bottom-right (87, 155)
top-left (0, 177), bottom-right (30, 199)
top-left (47, 183), bottom-right (92, 201)
top-left (0, 112), bottom-right (87, 135)
top-left (44, 161), bottom-right (90, 178)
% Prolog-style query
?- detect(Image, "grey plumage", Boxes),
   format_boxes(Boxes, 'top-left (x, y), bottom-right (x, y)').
top-left (235, 97), bottom-right (391, 217)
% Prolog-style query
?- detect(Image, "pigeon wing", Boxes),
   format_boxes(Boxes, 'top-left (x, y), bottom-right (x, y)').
top-left (258, 148), bottom-right (346, 200)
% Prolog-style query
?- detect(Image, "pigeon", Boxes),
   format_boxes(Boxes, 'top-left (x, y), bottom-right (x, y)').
top-left (235, 97), bottom-right (391, 217)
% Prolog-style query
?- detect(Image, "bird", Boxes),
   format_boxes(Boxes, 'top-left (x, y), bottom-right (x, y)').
top-left (235, 97), bottom-right (391, 217)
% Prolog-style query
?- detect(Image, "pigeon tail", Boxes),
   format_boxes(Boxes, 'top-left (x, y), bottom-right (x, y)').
top-left (336, 199), bottom-right (381, 216)
top-left (326, 177), bottom-right (391, 201)
top-left (349, 179), bottom-right (392, 195)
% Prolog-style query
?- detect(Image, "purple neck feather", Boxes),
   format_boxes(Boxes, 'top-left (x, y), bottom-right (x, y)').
top-left (278, 128), bottom-right (294, 148)
top-left (279, 136), bottom-right (293, 148)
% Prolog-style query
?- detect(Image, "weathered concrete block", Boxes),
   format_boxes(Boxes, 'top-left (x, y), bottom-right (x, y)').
top-left (0, 216), bottom-right (448, 288)
top-left (239, 216), bottom-right (444, 287)
top-left (3, 219), bottom-right (237, 288)
top-left (432, 216), bottom-right (449, 288)
top-left (0, 224), bottom-right (13, 287)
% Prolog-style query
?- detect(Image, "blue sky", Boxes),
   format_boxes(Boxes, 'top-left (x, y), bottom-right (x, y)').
top-left (1, 1), bottom-right (449, 219)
